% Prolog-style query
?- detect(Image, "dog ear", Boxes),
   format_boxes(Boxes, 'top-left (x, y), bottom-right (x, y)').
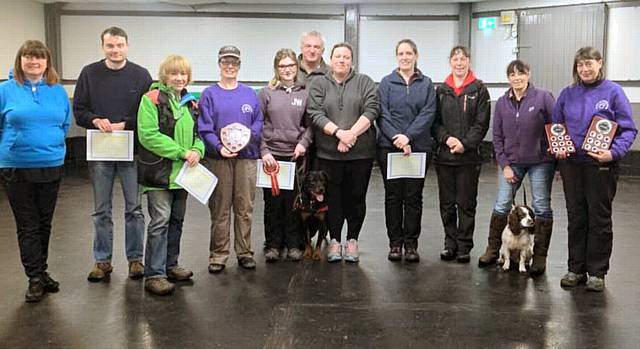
top-left (508, 210), bottom-right (519, 233)
top-left (319, 170), bottom-right (329, 183)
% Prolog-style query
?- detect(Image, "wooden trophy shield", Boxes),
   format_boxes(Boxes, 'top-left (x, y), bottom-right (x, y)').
top-left (545, 123), bottom-right (576, 154)
top-left (220, 122), bottom-right (251, 153)
top-left (581, 116), bottom-right (618, 153)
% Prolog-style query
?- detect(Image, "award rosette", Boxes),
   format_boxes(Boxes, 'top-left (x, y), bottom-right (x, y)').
top-left (545, 123), bottom-right (576, 154)
top-left (581, 115), bottom-right (618, 153)
top-left (220, 122), bottom-right (251, 153)
top-left (262, 161), bottom-right (281, 197)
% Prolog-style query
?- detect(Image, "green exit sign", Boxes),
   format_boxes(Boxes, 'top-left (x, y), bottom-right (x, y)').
top-left (478, 17), bottom-right (497, 30)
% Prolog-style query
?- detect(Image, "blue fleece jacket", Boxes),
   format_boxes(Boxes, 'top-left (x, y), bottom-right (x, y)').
top-left (552, 79), bottom-right (637, 162)
top-left (0, 78), bottom-right (71, 168)
top-left (376, 69), bottom-right (436, 152)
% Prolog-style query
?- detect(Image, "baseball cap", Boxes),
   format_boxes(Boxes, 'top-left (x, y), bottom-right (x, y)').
top-left (218, 45), bottom-right (241, 60)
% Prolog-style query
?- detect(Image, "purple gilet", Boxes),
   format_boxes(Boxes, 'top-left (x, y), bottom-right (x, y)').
top-left (198, 83), bottom-right (263, 159)
top-left (552, 79), bottom-right (637, 162)
top-left (493, 84), bottom-right (555, 168)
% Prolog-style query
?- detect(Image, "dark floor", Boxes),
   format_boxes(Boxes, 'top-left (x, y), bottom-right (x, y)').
top-left (1, 163), bottom-right (639, 349)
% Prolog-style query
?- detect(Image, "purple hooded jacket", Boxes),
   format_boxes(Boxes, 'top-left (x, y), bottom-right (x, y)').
top-left (552, 80), bottom-right (637, 162)
top-left (493, 84), bottom-right (555, 168)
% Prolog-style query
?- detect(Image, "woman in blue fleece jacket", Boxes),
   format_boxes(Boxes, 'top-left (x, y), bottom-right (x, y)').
top-left (0, 40), bottom-right (70, 303)
top-left (376, 39), bottom-right (436, 263)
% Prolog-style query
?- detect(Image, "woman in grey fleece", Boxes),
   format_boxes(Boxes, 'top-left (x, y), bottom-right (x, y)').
top-left (307, 42), bottom-right (379, 263)
top-left (259, 48), bottom-right (312, 262)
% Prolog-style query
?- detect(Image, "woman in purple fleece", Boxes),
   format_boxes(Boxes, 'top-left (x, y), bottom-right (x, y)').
top-left (477, 60), bottom-right (556, 276)
top-left (554, 47), bottom-right (637, 292)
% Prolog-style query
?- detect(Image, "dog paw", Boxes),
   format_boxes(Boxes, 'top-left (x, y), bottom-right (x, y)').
top-left (502, 264), bottom-right (510, 271)
top-left (313, 251), bottom-right (322, 261)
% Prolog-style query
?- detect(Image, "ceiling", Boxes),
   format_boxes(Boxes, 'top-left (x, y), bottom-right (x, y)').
top-left (37, 0), bottom-right (485, 4)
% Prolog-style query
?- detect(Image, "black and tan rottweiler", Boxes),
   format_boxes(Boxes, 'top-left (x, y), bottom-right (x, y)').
top-left (294, 170), bottom-right (329, 260)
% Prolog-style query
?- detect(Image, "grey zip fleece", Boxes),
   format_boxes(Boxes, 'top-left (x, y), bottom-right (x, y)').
top-left (307, 69), bottom-right (379, 160)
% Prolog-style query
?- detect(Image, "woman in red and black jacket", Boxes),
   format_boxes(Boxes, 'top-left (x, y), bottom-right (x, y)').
top-left (432, 45), bottom-right (491, 263)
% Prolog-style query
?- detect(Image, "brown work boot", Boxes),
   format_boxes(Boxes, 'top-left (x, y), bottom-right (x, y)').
top-left (87, 262), bottom-right (113, 282)
top-left (128, 261), bottom-right (145, 280)
top-left (167, 266), bottom-right (193, 281)
top-left (478, 213), bottom-right (508, 267)
top-left (144, 278), bottom-right (175, 295)
top-left (530, 217), bottom-right (553, 276)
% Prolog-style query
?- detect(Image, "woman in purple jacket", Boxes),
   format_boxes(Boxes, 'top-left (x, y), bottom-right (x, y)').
top-left (554, 47), bottom-right (637, 292)
top-left (259, 48), bottom-right (312, 262)
top-left (477, 60), bottom-right (556, 275)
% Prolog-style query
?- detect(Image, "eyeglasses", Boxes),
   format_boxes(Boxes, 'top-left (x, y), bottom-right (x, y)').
top-left (219, 59), bottom-right (240, 67)
top-left (277, 63), bottom-right (297, 70)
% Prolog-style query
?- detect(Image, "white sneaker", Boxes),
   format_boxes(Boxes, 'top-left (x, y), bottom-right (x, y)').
top-left (327, 239), bottom-right (342, 262)
top-left (344, 239), bottom-right (359, 263)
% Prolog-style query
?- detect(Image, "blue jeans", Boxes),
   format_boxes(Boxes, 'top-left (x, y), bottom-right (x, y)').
top-left (89, 161), bottom-right (144, 262)
top-left (493, 162), bottom-right (554, 219)
top-left (144, 189), bottom-right (187, 279)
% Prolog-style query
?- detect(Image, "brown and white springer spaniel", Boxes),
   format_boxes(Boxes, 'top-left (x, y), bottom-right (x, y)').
top-left (497, 205), bottom-right (535, 273)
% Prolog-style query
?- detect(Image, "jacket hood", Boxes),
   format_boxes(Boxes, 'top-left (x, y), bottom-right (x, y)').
top-left (444, 70), bottom-right (477, 95)
top-left (148, 82), bottom-right (195, 107)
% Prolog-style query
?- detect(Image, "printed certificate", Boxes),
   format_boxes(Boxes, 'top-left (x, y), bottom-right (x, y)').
top-left (86, 130), bottom-right (134, 161)
top-left (387, 152), bottom-right (427, 179)
top-left (256, 160), bottom-right (296, 190)
top-left (175, 162), bottom-right (218, 205)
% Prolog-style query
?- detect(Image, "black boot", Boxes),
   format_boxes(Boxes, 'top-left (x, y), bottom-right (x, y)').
top-left (25, 277), bottom-right (44, 303)
top-left (530, 217), bottom-right (553, 276)
top-left (478, 213), bottom-right (508, 267)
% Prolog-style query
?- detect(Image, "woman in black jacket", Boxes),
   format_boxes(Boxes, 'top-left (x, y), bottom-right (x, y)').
top-left (432, 46), bottom-right (491, 263)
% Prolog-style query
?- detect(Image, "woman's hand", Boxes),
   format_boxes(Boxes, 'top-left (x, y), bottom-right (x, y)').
top-left (337, 129), bottom-right (357, 148)
top-left (337, 141), bottom-right (350, 153)
top-left (554, 149), bottom-right (569, 160)
top-left (184, 150), bottom-right (200, 167)
top-left (220, 147), bottom-right (238, 158)
top-left (503, 165), bottom-right (518, 184)
top-left (262, 153), bottom-right (278, 169)
top-left (292, 144), bottom-right (306, 160)
top-left (446, 136), bottom-right (464, 154)
top-left (588, 150), bottom-right (613, 163)
top-left (392, 134), bottom-right (410, 149)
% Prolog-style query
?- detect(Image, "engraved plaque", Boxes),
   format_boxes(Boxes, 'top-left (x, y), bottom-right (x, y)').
top-left (545, 123), bottom-right (576, 154)
top-left (581, 116), bottom-right (618, 153)
top-left (220, 123), bottom-right (251, 153)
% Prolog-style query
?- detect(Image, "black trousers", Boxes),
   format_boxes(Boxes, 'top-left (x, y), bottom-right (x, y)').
top-left (317, 158), bottom-right (373, 242)
top-left (263, 156), bottom-right (304, 249)
top-left (559, 161), bottom-right (618, 278)
top-left (1, 168), bottom-right (62, 279)
top-left (435, 164), bottom-right (481, 254)
top-left (377, 148), bottom-right (428, 249)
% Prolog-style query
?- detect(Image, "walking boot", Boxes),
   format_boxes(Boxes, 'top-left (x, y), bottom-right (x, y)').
top-left (478, 213), bottom-right (508, 267)
top-left (530, 217), bottom-right (553, 276)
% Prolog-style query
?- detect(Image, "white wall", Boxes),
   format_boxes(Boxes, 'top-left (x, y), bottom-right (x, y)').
top-left (0, 1), bottom-right (45, 79)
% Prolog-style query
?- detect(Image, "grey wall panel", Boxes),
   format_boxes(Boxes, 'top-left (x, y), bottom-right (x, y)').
top-left (518, 3), bottom-right (605, 97)
top-left (632, 103), bottom-right (640, 150)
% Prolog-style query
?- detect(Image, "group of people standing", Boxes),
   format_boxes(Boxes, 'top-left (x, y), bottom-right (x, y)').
top-left (0, 26), bottom-right (636, 301)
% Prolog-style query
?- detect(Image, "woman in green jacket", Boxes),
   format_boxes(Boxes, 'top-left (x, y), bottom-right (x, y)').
top-left (137, 55), bottom-right (205, 295)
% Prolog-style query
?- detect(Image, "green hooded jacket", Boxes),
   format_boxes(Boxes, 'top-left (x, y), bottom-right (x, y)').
top-left (137, 82), bottom-right (205, 192)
